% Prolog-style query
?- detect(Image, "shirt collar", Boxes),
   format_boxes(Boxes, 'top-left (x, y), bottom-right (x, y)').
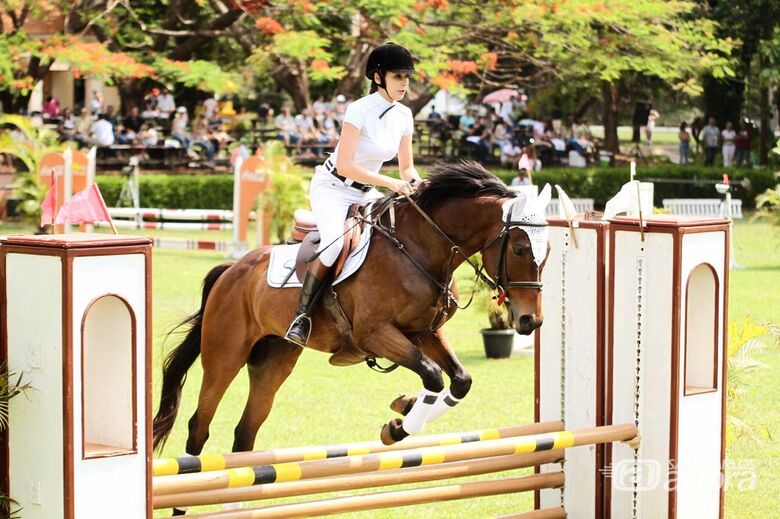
top-left (372, 91), bottom-right (396, 109)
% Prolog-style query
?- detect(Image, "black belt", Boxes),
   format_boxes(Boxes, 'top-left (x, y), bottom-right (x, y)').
top-left (323, 158), bottom-right (373, 192)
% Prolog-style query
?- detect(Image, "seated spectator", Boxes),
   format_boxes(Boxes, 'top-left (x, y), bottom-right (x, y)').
top-left (313, 95), bottom-right (331, 114)
top-left (171, 107), bottom-right (191, 147)
top-left (202, 93), bottom-right (218, 120)
top-left (464, 115), bottom-right (491, 163)
top-left (491, 120), bottom-right (511, 156)
top-left (123, 107), bottom-right (144, 133)
top-left (43, 96), bottom-right (61, 120)
top-left (104, 105), bottom-right (118, 128)
top-left (73, 107), bottom-right (93, 140)
top-left (191, 114), bottom-right (216, 163)
top-left (141, 100), bottom-right (160, 120)
top-left (29, 111), bottom-right (44, 128)
top-left (511, 157), bottom-right (533, 187)
top-left (90, 90), bottom-right (103, 115)
top-left (156, 87), bottom-right (176, 119)
top-left (82, 113), bottom-right (115, 147)
top-left (458, 108), bottom-right (476, 137)
top-left (333, 95), bottom-right (347, 124)
top-left (140, 122), bottom-right (159, 147)
top-left (58, 108), bottom-right (76, 141)
top-left (500, 140), bottom-right (523, 168)
top-left (144, 87), bottom-right (160, 110)
top-left (274, 107), bottom-right (301, 148)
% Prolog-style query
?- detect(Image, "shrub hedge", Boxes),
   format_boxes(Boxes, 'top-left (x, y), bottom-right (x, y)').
top-left (96, 166), bottom-right (776, 210)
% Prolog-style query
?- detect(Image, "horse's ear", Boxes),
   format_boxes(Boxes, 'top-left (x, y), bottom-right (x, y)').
top-left (536, 183), bottom-right (552, 212)
top-left (511, 193), bottom-right (528, 220)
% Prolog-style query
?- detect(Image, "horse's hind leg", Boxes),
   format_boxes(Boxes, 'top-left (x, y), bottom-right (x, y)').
top-left (185, 326), bottom-right (255, 456)
top-left (233, 337), bottom-right (303, 452)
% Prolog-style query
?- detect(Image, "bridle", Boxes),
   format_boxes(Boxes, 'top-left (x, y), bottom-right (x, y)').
top-left (371, 194), bottom-right (547, 329)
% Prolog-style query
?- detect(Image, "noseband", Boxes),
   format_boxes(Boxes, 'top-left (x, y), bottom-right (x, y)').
top-left (490, 217), bottom-right (548, 292)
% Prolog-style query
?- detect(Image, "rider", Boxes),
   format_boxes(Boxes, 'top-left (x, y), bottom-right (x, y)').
top-left (285, 42), bottom-right (422, 347)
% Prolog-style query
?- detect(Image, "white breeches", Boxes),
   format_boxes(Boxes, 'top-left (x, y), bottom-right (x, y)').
top-left (722, 143), bottom-right (735, 168)
top-left (309, 168), bottom-right (382, 266)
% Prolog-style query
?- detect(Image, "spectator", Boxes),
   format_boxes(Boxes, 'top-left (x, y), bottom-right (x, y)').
top-left (465, 115), bottom-right (490, 162)
top-left (90, 90), bottom-right (103, 115)
top-left (83, 112), bottom-right (114, 147)
top-left (144, 87), bottom-right (160, 109)
top-left (312, 95), bottom-right (330, 114)
top-left (257, 103), bottom-right (271, 126)
top-left (735, 121), bottom-right (751, 168)
top-left (458, 108), bottom-right (476, 137)
top-left (333, 94), bottom-right (347, 124)
top-left (721, 121), bottom-right (736, 168)
top-left (500, 140), bottom-right (523, 168)
top-left (701, 117), bottom-right (720, 166)
top-left (42, 96), bottom-right (61, 119)
top-left (104, 105), bottom-right (118, 128)
top-left (29, 110), bottom-right (43, 128)
top-left (274, 107), bottom-right (301, 148)
top-left (678, 122), bottom-right (691, 165)
top-left (171, 107), bottom-right (191, 147)
top-left (57, 108), bottom-right (75, 140)
top-left (191, 114), bottom-right (216, 163)
top-left (141, 99), bottom-right (160, 120)
top-left (73, 107), bottom-right (92, 140)
top-left (140, 122), bottom-right (158, 147)
top-left (499, 95), bottom-right (516, 125)
top-left (202, 93), bottom-right (218, 120)
top-left (645, 109), bottom-right (659, 148)
top-left (156, 87), bottom-right (176, 119)
top-left (511, 156), bottom-right (533, 186)
top-left (491, 120), bottom-right (511, 157)
top-left (123, 107), bottom-right (144, 133)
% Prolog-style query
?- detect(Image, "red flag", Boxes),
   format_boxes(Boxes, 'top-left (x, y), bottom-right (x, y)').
top-left (40, 169), bottom-right (58, 226)
top-left (54, 184), bottom-right (113, 228)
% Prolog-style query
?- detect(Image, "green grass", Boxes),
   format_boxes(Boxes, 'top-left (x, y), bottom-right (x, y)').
top-left (3, 217), bottom-right (778, 516)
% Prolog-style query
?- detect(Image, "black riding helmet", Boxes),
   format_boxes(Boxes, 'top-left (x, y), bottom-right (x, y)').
top-left (365, 43), bottom-right (415, 94)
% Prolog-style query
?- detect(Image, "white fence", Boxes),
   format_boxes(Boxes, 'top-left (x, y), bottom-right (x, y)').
top-left (662, 199), bottom-right (743, 219)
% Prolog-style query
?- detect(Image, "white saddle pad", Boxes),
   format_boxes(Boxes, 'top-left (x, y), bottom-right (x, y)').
top-left (266, 223), bottom-right (373, 288)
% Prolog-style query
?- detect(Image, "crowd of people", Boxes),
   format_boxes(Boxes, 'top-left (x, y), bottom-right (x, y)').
top-left (423, 95), bottom-right (600, 171)
top-left (15, 89), bottom-right (758, 172)
top-left (37, 89), bottom-right (237, 166)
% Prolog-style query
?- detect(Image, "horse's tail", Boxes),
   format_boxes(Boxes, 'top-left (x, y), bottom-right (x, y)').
top-left (152, 262), bottom-right (233, 452)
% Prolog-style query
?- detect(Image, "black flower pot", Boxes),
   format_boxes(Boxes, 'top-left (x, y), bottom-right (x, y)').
top-left (481, 329), bottom-right (515, 359)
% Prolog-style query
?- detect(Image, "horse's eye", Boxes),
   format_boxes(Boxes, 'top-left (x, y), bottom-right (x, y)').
top-left (512, 246), bottom-right (528, 257)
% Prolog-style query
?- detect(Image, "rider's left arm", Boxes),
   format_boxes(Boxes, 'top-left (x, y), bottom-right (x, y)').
top-left (397, 135), bottom-right (422, 183)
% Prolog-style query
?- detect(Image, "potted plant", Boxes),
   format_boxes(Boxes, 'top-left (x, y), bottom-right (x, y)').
top-left (481, 298), bottom-right (515, 359)
top-left (469, 256), bottom-right (515, 358)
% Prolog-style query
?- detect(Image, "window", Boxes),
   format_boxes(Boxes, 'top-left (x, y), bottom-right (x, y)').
top-left (82, 295), bottom-right (136, 458)
top-left (684, 264), bottom-right (718, 395)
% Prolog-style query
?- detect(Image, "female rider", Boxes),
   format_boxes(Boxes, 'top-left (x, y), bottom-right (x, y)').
top-left (285, 43), bottom-right (422, 346)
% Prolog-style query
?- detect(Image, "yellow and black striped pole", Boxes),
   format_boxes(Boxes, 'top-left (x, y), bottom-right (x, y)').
top-left (153, 420), bottom-right (563, 477)
top-left (153, 424), bottom-right (637, 497)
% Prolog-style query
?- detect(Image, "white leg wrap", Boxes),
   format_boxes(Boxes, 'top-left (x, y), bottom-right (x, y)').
top-left (402, 388), bottom-right (440, 435)
top-left (427, 388), bottom-right (461, 422)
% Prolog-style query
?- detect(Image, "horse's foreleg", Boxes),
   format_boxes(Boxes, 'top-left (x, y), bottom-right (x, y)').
top-left (389, 329), bottom-right (472, 423)
top-left (363, 324), bottom-right (444, 445)
top-left (417, 329), bottom-right (472, 422)
top-left (232, 338), bottom-right (303, 452)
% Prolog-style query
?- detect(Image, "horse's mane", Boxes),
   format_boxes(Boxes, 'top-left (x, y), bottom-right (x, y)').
top-left (408, 160), bottom-right (514, 212)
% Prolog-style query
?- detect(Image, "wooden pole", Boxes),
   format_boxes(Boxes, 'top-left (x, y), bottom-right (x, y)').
top-left (189, 472), bottom-right (565, 519)
top-left (154, 424), bottom-right (637, 497)
top-left (154, 420), bottom-right (564, 477)
top-left (499, 507), bottom-right (567, 519)
top-left (155, 450), bottom-right (562, 509)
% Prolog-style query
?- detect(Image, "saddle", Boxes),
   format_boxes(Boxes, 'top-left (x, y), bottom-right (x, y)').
top-left (288, 204), bottom-right (364, 281)
top-left (287, 201), bottom-right (397, 368)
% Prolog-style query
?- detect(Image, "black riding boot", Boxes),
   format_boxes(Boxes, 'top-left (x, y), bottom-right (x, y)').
top-left (285, 259), bottom-right (330, 347)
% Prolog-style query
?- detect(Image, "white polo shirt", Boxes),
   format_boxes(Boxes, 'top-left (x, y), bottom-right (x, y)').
top-left (327, 92), bottom-right (414, 175)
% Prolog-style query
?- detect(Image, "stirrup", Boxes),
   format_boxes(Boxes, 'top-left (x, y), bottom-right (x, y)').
top-left (284, 313), bottom-right (312, 347)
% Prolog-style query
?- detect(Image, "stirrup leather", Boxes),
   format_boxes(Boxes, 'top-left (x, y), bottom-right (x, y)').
top-left (285, 313), bottom-right (312, 346)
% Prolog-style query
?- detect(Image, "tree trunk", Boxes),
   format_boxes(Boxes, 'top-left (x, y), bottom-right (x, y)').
top-left (335, 43), bottom-right (371, 98)
top-left (117, 78), bottom-right (155, 112)
top-left (269, 61), bottom-right (311, 112)
top-left (600, 81), bottom-right (620, 154)
top-left (759, 83), bottom-right (770, 166)
top-left (405, 86), bottom-right (437, 117)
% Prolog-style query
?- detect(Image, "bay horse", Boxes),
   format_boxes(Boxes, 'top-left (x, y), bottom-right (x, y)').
top-left (152, 161), bottom-right (550, 458)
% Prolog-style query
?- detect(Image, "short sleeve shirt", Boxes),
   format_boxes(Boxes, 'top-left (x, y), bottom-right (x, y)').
top-left (328, 92), bottom-right (413, 175)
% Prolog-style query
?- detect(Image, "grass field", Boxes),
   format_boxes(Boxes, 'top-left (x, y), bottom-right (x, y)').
top-left (2, 216), bottom-right (778, 517)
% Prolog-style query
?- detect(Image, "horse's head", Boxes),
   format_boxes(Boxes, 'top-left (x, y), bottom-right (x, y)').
top-left (482, 184), bottom-right (551, 335)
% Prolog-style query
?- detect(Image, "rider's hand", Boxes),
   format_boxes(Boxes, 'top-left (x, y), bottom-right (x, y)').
top-left (386, 177), bottom-right (415, 196)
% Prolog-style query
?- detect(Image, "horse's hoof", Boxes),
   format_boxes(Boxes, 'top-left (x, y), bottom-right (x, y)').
top-left (389, 395), bottom-right (416, 416)
top-left (380, 418), bottom-right (408, 445)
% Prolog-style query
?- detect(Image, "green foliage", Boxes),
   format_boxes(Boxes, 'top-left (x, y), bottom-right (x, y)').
top-left (96, 175), bottom-right (235, 210)
top-left (256, 141), bottom-right (310, 242)
top-left (153, 58), bottom-right (239, 95)
top-left (0, 362), bottom-right (31, 519)
top-left (752, 183), bottom-right (780, 227)
top-left (726, 317), bottom-right (779, 446)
